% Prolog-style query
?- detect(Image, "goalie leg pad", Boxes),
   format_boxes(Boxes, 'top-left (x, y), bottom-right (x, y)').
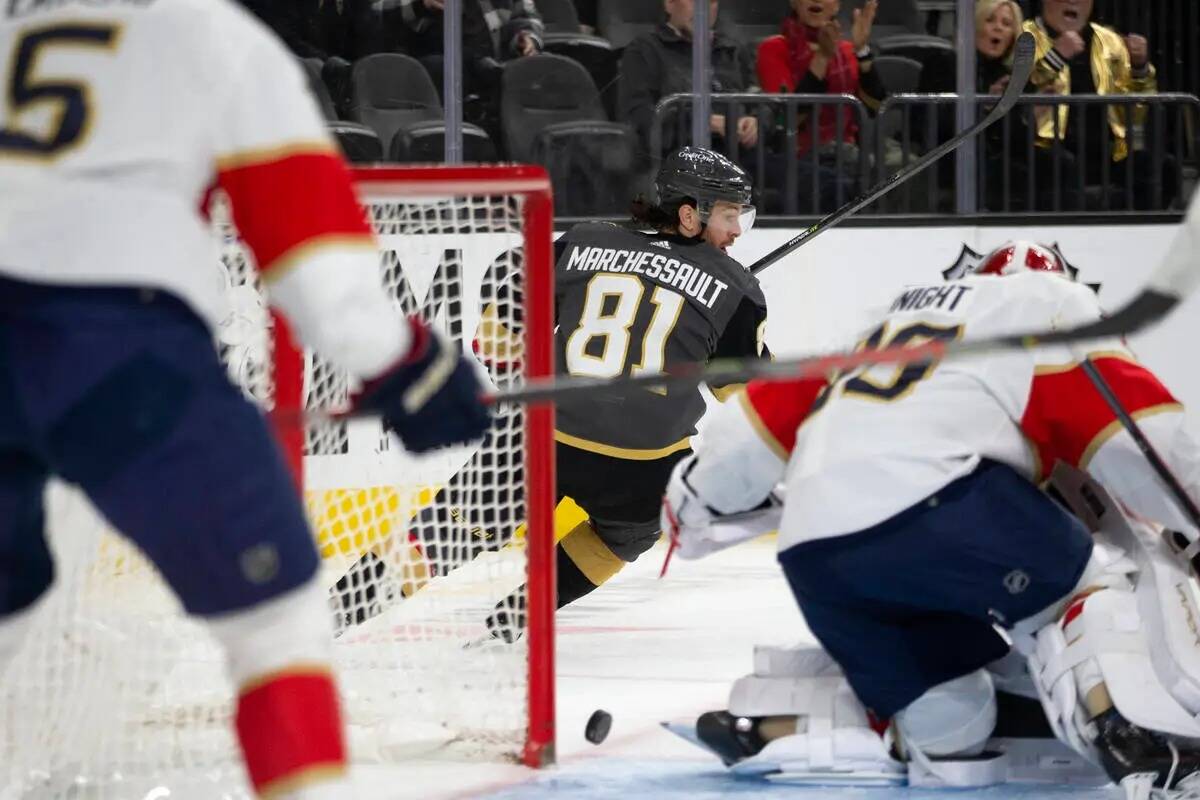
top-left (726, 678), bottom-right (902, 780)
top-left (1049, 463), bottom-right (1200, 716)
top-left (207, 577), bottom-right (349, 799)
top-left (1132, 529), bottom-right (1200, 716)
top-left (894, 670), bottom-right (1010, 788)
top-left (895, 669), bottom-right (996, 757)
top-left (717, 648), bottom-right (902, 780)
top-left (1031, 588), bottom-right (1200, 743)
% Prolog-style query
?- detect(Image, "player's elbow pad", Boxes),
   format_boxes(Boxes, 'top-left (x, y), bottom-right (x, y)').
top-left (266, 250), bottom-right (410, 381)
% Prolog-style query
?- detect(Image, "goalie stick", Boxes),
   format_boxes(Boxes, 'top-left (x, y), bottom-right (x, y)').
top-left (746, 32), bottom-right (1036, 277)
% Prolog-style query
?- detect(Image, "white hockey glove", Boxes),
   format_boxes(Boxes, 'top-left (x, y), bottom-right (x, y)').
top-left (661, 455), bottom-right (783, 563)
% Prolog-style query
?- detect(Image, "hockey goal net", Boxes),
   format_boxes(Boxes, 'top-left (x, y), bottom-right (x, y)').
top-left (0, 166), bottom-right (557, 797)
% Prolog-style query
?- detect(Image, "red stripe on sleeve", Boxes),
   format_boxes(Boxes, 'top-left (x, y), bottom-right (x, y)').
top-left (1020, 355), bottom-right (1179, 479)
top-left (745, 377), bottom-right (828, 457)
top-left (217, 151), bottom-right (373, 276)
top-left (235, 669), bottom-right (346, 793)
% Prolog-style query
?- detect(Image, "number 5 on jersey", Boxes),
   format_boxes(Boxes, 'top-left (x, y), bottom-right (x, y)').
top-left (565, 274), bottom-right (685, 379)
top-left (0, 24), bottom-right (121, 159)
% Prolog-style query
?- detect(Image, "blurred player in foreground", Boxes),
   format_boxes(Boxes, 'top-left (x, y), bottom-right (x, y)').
top-left (332, 147), bottom-right (770, 641)
top-left (0, 0), bottom-right (487, 797)
top-left (663, 223), bottom-right (1200, 793)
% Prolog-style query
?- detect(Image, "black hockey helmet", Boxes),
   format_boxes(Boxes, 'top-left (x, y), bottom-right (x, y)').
top-left (655, 146), bottom-right (756, 231)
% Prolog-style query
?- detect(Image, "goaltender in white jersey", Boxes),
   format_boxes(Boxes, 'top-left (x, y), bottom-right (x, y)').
top-left (0, 1), bottom-right (488, 797)
top-left (664, 225), bottom-right (1200, 794)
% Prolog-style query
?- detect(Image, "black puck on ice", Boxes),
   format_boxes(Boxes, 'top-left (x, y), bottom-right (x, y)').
top-left (585, 709), bottom-right (612, 744)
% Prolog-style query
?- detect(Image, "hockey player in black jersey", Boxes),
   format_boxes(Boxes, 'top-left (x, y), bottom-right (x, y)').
top-left (333, 147), bottom-right (769, 638)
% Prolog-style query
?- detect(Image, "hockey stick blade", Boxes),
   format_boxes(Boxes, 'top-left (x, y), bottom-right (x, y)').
top-left (747, 32), bottom-right (1036, 277)
top-left (487, 288), bottom-right (1178, 406)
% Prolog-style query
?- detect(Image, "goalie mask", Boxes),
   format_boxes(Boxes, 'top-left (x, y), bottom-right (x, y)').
top-left (656, 147), bottom-right (757, 234)
top-left (975, 241), bottom-right (1069, 278)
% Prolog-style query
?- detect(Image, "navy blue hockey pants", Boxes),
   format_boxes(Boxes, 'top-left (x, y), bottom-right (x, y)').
top-left (779, 459), bottom-right (1094, 719)
top-left (0, 277), bottom-right (317, 618)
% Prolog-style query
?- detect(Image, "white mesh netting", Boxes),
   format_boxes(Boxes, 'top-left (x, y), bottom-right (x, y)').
top-left (0, 181), bottom-right (550, 799)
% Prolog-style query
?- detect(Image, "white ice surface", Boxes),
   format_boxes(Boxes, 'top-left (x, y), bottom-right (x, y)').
top-left (352, 538), bottom-right (1124, 799)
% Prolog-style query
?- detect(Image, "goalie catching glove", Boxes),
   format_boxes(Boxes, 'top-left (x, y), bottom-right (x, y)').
top-left (662, 454), bottom-right (783, 561)
top-left (352, 317), bottom-right (491, 453)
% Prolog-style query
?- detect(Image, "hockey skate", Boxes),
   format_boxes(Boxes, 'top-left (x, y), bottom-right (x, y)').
top-left (694, 710), bottom-right (768, 766)
top-left (1092, 708), bottom-right (1200, 798)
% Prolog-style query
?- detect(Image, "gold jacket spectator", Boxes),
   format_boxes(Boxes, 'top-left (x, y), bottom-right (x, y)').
top-left (1023, 19), bottom-right (1156, 162)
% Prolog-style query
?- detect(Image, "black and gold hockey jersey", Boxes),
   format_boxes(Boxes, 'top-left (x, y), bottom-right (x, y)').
top-left (553, 222), bottom-right (768, 459)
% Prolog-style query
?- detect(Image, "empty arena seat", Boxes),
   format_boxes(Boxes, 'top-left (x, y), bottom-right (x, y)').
top-left (874, 33), bottom-right (956, 75)
top-left (350, 53), bottom-right (496, 164)
top-left (328, 122), bottom-right (383, 164)
top-left (535, 0), bottom-right (582, 33)
top-left (872, 54), bottom-right (924, 95)
top-left (542, 33), bottom-right (619, 116)
top-left (349, 54), bottom-right (442, 151)
top-left (389, 120), bottom-right (498, 163)
top-left (501, 54), bottom-right (635, 214)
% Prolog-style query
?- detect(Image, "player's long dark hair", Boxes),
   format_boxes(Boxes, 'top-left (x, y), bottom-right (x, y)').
top-left (630, 195), bottom-right (696, 234)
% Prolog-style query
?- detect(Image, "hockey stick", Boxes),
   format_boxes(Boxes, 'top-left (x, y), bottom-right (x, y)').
top-left (489, 289), bottom-right (1182, 406)
top-left (746, 32), bottom-right (1036, 277)
top-left (1079, 358), bottom-right (1200, 567)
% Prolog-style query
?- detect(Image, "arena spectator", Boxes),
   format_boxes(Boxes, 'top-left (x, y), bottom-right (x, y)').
top-left (750, 0), bottom-right (885, 210)
top-left (918, 0), bottom-right (1082, 211)
top-left (756, 0), bottom-right (885, 159)
top-left (617, 0), bottom-right (760, 162)
top-left (1024, 0), bottom-right (1178, 209)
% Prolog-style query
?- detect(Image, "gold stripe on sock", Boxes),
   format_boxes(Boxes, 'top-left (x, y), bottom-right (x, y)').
top-left (559, 521), bottom-right (625, 587)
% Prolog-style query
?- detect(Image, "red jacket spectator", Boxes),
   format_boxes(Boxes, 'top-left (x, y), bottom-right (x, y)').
top-left (757, 6), bottom-right (886, 155)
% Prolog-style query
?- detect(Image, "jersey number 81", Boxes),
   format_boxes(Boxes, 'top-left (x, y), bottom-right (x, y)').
top-left (565, 274), bottom-right (685, 379)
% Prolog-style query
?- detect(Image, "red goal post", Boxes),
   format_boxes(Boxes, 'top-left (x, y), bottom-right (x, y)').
top-left (356, 165), bottom-right (559, 768)
top-left (324, 166), bottom-right (559, 768)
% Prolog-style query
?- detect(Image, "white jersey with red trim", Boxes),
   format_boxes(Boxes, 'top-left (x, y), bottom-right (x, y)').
top-left (0, 0), bottom-right (405, 379)
top-left (687, 271), bottom-right (1195, 552)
